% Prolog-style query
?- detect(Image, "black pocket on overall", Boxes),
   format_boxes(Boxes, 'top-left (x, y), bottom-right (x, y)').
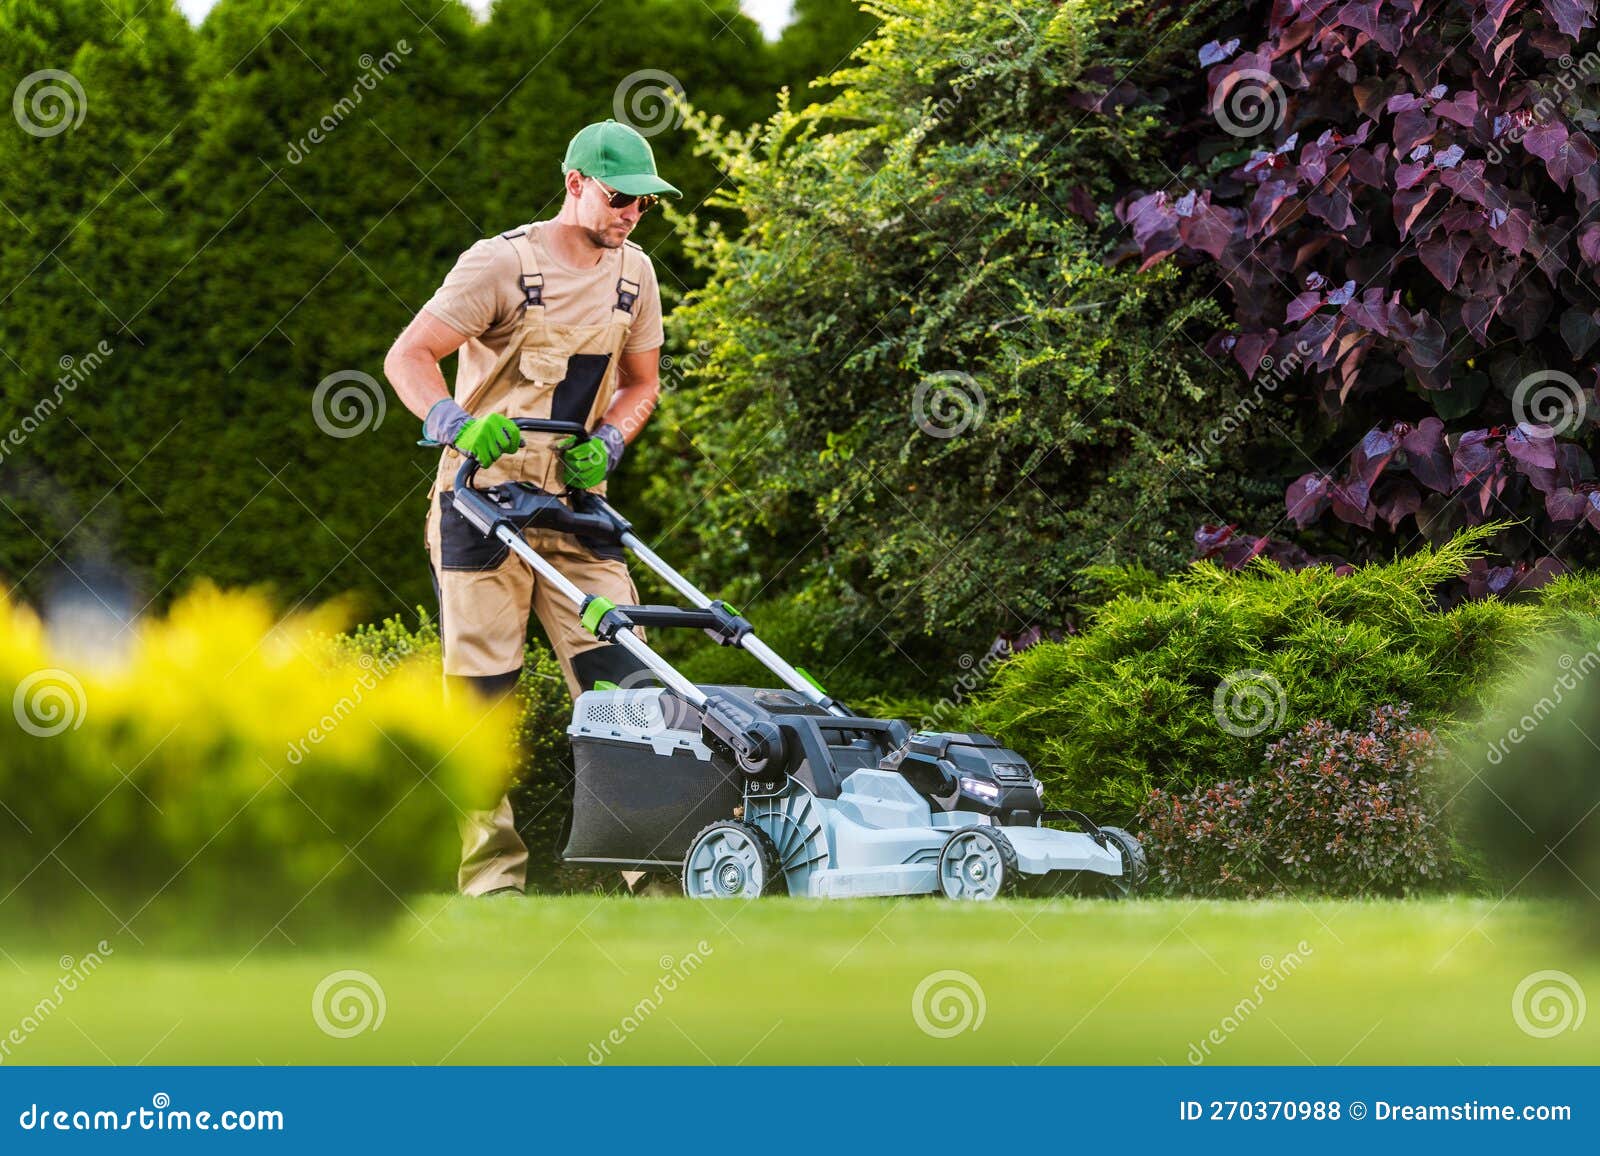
top-left (551, 353), bottom-right (612, 425)
top-left (438, 490), bottom-right (509, 571)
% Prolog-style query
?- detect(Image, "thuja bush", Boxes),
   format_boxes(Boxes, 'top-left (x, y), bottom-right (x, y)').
top-left (1140, 705), bottom-right (1463, 896)
top-left (968, 525), bottom-right (1600, 820)
top-left (1127, 0), bottom-right (1600, 573)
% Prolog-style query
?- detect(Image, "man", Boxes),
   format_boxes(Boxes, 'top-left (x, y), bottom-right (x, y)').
top-left (383, 119), bottom-right (678, 896)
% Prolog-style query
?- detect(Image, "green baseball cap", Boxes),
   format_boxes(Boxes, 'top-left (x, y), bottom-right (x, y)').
top-left (561, 119), bottom-right (682, 199)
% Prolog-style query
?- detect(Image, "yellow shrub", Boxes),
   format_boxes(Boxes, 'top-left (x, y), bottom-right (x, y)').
top-left (0, 585), bottom-right (515, 945)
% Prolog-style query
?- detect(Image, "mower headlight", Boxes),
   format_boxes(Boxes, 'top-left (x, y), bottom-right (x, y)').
top-left (959, 776), bottom-right (1000, 803)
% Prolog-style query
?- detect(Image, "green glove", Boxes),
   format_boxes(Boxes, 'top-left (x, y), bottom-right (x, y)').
top-left (420, 400), bottom-right (522, 468)
top-left (559, 433), bottom-right (609, 490)
top-left (456, 413), bottom-right (522, 468)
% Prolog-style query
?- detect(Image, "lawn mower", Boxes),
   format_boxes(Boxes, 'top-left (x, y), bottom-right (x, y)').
top-left (446, 418), bottom-right (1146, 901)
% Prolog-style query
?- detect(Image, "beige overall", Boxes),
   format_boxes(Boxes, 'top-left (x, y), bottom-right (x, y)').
top-left (425, 227), bottom-right (649, 895)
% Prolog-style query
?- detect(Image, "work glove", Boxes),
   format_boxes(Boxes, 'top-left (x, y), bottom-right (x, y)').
top-left (560, 423), bottom-right (625, 490)
top-left (420, 399), bottom-right (522, 468)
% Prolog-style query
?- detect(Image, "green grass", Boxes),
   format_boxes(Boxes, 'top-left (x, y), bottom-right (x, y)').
top-left (2, 897), bottom-right (1595, 1066)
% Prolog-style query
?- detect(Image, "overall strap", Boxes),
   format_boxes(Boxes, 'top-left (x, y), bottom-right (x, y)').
top-left (611, 241), bottom-right (642, 325)
top-left (501, 226), bottom-right (545, 318)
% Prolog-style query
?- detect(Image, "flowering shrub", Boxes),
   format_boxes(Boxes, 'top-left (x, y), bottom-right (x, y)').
top-left (1140, 705), bottom-right (1462, 896)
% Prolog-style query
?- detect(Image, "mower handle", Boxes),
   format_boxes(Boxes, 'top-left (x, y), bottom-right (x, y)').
top-left (452, 416), bottom-right (590, 494)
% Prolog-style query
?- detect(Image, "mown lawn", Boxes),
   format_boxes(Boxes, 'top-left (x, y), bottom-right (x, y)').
top-left (2, 896), bottom-right (1594, 1066)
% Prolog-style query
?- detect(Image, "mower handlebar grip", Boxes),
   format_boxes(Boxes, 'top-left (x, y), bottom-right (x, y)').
top-left (452, 417), bottom-right (593, 493)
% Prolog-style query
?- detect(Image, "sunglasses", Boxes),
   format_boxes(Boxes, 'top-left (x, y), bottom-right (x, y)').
top-left (590, 177), bottom-right (657, 213)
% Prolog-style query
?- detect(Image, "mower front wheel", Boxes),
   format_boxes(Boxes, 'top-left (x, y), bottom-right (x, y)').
top-left (682, 820), bottom-right (783, 899)
top-left (937, 826), bottom-right (1018, 901)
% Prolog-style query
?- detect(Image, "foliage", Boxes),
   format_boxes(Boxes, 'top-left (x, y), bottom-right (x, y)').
top-left (0, 586), bottom-right (514, 944)
top-left (1126, 0), bottom-right (1600, 573)
top-left (0, 0), bottom-right (781, 623)
top-left (968, 524), bottom-right (1600, 821)
top-left (1141, 705), bottom-right (1463, 896)
top-left (336, 610), bottom-right (613, 894)
top-left (1465, 639), bottom-right (1600, 920)
top-left (774, 0), bottom-right (881, 107)
top-left (640, 0), bottom-right (1279, 667)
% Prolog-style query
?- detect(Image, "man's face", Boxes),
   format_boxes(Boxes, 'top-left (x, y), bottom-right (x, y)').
top-left (572, 173), bottom-right (645, 249)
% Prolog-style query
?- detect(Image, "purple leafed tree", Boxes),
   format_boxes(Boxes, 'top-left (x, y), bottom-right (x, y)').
top-left (1123, 0), bottom-right (1600, 588)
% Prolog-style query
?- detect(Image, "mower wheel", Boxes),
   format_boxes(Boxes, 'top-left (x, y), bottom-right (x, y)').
top-left (1099, 825), bottom-right (1148, 897)
top-left (937, 826), bottom-right (1018, 901)
top-left (682, 820), bottom-right (784, 899)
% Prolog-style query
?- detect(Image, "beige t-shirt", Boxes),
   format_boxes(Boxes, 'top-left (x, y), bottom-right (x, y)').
top-left (422, 221), bottom-right (663, 406)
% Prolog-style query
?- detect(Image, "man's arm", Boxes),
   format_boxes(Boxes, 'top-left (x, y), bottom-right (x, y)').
top-left (383, 308), bottom-right (472, 422)
top-left (600, 346), bottom-right (662, 444)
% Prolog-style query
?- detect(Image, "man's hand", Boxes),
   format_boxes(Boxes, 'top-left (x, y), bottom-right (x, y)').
top-left (559, 430), bottom-right (611, 490)
top-left (423, 399), bottom-right (522, 468)
top-left (561, 422), bottom-right (627, 489)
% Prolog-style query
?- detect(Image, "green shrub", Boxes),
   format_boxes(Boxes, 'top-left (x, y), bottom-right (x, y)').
top-left (969, 526), bottom-right (1600, 821)
top-left (641, 0), bottom-right (1277, 669)
top-left (1140, 705), bottom-right (1465, 897)
top-left (0, 586), bottom-right (515, 945)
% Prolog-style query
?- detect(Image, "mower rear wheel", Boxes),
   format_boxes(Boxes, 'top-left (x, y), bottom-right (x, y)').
top-left (937, 826), bottom-right (1018, 901)
top-left (682, 820), bottom-right (783, 899)
top-left (1099, 825), bottom-right (1147, 897)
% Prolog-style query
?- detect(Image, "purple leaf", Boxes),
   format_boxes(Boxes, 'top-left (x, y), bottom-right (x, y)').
top-left (1375, 480), bottom-right (1423, 529)
top-left (1246, 180), bottom-right (1298, 238)
top-left (1491, 208), bottom-right (1533, 256)
top-left (1542, 0), bottom-right (1597, 39)
top-left (1440, 159), bottom-right (1489, 206)
top-left (1394, 184), bottom-right (1439, 239)
top-left (1286, 291), bottom-right (1324, 323)
top-left (1393, 108), bottom-right (1437, 157)
top-left (1433, 94), bottom-right (1479, 129)
top-left (1179, 204), bottom-right (1235, 259)
top-left (1418, 232), bottom-right (1472, 289)
top-left (1199, 38), bottom-right (1241, 67)
top-left (1351, 426), bottom-right (1401, 487)
top-left (1523, 120), bottom-right (1571, 162)
top-left (1401, 417), bottom-right (1453, 493)
top-left (1286, 473), bottom-right (1333, 527)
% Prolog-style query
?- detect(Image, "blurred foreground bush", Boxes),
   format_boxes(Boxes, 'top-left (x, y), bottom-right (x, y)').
top-left (1467, 641), bottom-right (1600, 927)
top-left (338, 612), bottom-right (615, 895)
top-left (0, 586), bottom-right (515, 945)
